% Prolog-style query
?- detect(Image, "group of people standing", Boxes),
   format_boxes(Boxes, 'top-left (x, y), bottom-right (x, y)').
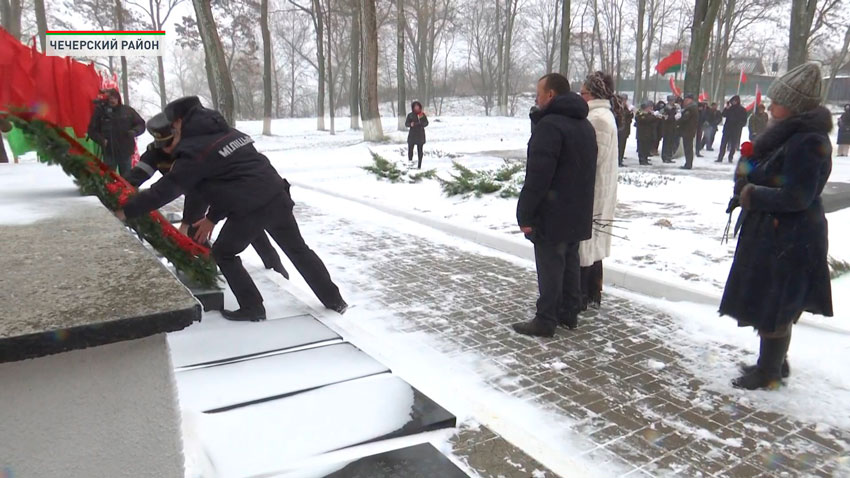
top-left (513, 63), bottom-right (835, 393)
top-left (629, 93), bottom-right (770, 169)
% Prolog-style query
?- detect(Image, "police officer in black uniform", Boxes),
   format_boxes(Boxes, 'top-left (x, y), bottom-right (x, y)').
top-left (117, 96), bottom-right (347, 321)
top-left (126, 135), bottom-right (290, 281)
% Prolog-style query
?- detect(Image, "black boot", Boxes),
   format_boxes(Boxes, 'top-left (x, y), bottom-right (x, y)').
top-left (222, 307), bottom-right (267, 322)
top-left (732, 335), bottom-right (791, 390)
top-left (740, 360), bottom-right (790, 378)
top-left (269, 262), bottom-right (290, 280)
top-left (512, 318), bottom-right (556, 337)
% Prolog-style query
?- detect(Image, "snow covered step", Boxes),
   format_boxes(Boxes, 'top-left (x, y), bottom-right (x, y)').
top-left (193, 374), bottom-right (456, 478)
top-left (282, 443), bottom-right (471, 478)
top-left (176, 343), bottom-right (390, 413)
top-left (168, 314), bottom-right (340, 368)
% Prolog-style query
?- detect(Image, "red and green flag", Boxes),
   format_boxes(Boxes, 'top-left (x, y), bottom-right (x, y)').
top-left (655, 50), bottom-right (683, 75)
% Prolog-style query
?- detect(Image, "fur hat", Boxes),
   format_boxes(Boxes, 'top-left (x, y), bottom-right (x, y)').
top-left (767, 62), bottom-right (822, 114)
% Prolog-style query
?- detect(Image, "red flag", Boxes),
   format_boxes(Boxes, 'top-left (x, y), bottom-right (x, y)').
top-left (745, 84), bottom-right (762, 112)
top-left (699, 90), bottom-right (709, 102)
top-left (740, 68), bottom-right (748, 85)
top-left (656, 50), bottom-right (683, 75)
top-left (668, 76), bottom-right (682, 97)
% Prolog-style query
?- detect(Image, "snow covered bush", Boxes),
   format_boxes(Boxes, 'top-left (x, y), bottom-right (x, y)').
top-left (618, 171), bottom-right (677, 187)
top-left (438, 160), bottom-right (524, 198)
top-left (361, 150), bottom-right (436, 184)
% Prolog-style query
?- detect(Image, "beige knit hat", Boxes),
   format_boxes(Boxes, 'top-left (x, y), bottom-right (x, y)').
top-left (767, 62), bottom-right (823, 114)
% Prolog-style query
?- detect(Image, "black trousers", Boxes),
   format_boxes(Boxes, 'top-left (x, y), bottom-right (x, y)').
top-left (682, 134), bottom-right (695, 168)
top-left (533, 240), bottom-right (580, 326)
top-left (580, 260), bottom-right (603, 308)
top-left (617, 132), bottom-right (628, 164)
top-left (718, 129), bottom-right (742, 162)
top-left (188, 226), bottom-right (284, 272)
top-left (211, 193), bottom-right (343, 311)
top-left (637, 136), bottom-right (652, 164)
top-left (661, 133), bottom-right (678, 161)
top-left (408, 142), bottom-right (424, 169)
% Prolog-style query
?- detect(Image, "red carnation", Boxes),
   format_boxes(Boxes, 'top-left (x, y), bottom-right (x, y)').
top-left (740, 141), bottom-right (754, 158)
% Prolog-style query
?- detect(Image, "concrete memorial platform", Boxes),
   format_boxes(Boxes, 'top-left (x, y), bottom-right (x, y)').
top-left (0, 163), bottom-right (201, 477)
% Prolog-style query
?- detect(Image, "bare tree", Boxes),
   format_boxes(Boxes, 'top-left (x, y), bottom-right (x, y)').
top-left (127, 0), bottom-right (184, 110)
top-left (350, 0), bottom-right (361, 130)
top-left (788, 0), bottom-right (841, 68)
top-left (683, 0), bottom-right (722, 95)
top-left (115, 0), bottom-right (131, 103)
top-left (0, 0), bottom-right (22, 39)
top-left (191, 0), bottom-right (235, 124)
top-left (397, 0), bottom-right (406, 130)
top-left (272, 6), bottom-right (314, 118)
top-left (33, 0), bottom-right (46, 50)
top-left (824, 24), bottom-right (850, 102)
top-left (559, 0), bottom-right (570, 75)
top-left (404, 0), bottom-right (455, 107)
top-left (261, 0), bottom-right (273, 134)
top-left (635, 0), bottom-right (646, 100)
top-left (526, 0), bottom-right (560, 75)
top-left (495, 0), bottom-right (521, 116)
top-left (361, 0), bottom-right (383, 140)
top-left (463, 1), bottom-right (498, 115)
top-left (290, 0), bottom-right (327, 130)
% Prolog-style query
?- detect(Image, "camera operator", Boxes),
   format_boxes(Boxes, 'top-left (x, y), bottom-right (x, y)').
top-left (87, 88), bottom-right (145, 177)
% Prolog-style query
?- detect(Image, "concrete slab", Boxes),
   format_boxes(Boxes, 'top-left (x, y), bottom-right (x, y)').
top-left (0, 163), bottom-right (200, 363)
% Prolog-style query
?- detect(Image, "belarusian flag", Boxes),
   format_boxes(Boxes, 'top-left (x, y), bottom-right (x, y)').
top-left (655, 50), bottom-right (683, 75)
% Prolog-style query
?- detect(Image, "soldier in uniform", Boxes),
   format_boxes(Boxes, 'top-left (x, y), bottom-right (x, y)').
top-left (635, 101), bottom-right (660, 166)
top-left (126, 135), bottom-right (290, 281)
top-left (117, 97), bottom-right (347, 321)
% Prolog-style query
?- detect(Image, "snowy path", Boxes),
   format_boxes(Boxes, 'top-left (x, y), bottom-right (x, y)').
top-left (268, 187), bottom-right (850, 478)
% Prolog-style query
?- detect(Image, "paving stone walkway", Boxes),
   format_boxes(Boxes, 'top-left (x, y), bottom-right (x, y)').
top-left (292, 201), bottom-right (850, 478)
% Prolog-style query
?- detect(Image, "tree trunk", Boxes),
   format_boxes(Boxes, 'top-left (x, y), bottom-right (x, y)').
top-left (192, 0), bottom-right (235, 125)
top-left (684, 0), bottom-right (722, 96)
top-left (313, 0), bottom-right (326, 130)
top-left (635, 0), bottom-right (646, 101)
top-left (397, 0), bottom-right (406, 131)
top-left (34, 0), bottom-right (47, 51)
top-left (361, 0), bottom-right (383, 141)
top-left (115, 0), bottom-right (130, 104)
top-left (261, 0), bottom-right (273, 135)
top-left (715, 0), bottom-right (734, 101)
top-left (0, 0), bottom-right (22, 39)
top-left (559, 0), bottom-right (570, 76)
top-left (788, 0), bottom-right (818, 69)
top-left (592, 0), bottom-right (604, 72)
top-left (824, 24), bottom-right (850, 102)
top-left (326, 0), bottom-right (335, 135)
top-left (156, 56), bottom-right (168, 110)
top-left (350, 0), bottom-right (362, 130)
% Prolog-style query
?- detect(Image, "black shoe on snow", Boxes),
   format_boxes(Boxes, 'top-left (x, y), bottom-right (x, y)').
top-left (330, 301), bottom-right (349, 315)
top-left (512, 319), bottom-right (556, 337)
top-left (740, 359), bottom-right (790, 378)
top-left (732, 368), bottom-right (783, 390)
top-left (558, 312), bottom-right (579, 329)
top-left (270, 263), bottom-right (290, 280)
top-left (222, 308), bottom-right (266, 322)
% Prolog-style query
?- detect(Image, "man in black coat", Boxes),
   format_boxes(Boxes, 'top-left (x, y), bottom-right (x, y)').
top-left (513, 73), bottom-right (597, 338)
top-left (716, 95), bottom-right (748, 163)
top-left (721, 62), bottom-right (832, 390)
top-left (117, 97), bottom-right (347, 321)
top-left (87, 88), bottom-right (145, 177)
top-left (677, 94), bottom-right (700, 169)
top-left (701, 102), bottom-right (722, 151)
top-left (661, 99), bottom-right (679, 163)
top-left (126, 139), bottom-right (290, 280)
top-left (635, 101), bottom-right (660, 166)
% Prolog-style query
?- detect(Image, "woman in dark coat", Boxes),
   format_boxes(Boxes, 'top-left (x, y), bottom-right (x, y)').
top-left (405, 101), bottom-right (429, 169)
top-left (720, 62), bottom-right (833, 390)
top-left (838, 104), bottom-right (850, 156)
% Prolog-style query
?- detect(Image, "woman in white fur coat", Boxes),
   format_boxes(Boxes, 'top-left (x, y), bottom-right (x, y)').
top-left (578, 71), bottom-right (621, 310)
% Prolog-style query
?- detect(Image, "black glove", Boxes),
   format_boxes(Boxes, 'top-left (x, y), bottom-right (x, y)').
top-left (725, 196), bottom-right (740, 214)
